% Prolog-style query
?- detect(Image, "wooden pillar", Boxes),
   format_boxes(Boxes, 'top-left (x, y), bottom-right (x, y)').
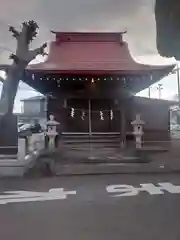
top-left (120, 106), bottom-right (126, 149)
top-left (88, 99), bottom-right (92, 135)
top-left (45, 95), bottom-right (48, 120)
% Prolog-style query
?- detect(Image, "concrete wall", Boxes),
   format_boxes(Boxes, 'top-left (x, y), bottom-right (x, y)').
top-left (127, 97), bottom-right (171, 142)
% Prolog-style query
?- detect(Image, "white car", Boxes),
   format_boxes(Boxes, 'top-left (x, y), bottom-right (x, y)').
top-left (18, 123), bottom-right (32, 132)
top-left (171, 124), bottom-right (180, 131)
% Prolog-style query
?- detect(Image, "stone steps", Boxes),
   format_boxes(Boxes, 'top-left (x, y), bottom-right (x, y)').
top-left (61, 133), bottom-right (121, 148)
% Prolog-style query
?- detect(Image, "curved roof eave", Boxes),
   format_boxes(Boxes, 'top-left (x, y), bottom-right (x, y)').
top-left (25, 62), bottom-right (175, 75)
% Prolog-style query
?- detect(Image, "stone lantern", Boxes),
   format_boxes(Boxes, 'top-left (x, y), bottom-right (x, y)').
top-left (46, 115), bottom-right (60, 149)
top-left (131, 114), bottom-right (145, 149)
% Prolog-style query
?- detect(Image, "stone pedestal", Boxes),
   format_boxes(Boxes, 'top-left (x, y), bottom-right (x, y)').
top-left (131, 114), bottom-right (145, 149)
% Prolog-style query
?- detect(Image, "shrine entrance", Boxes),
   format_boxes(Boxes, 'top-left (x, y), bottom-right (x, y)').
top-left (64, 99), bottom-right (121, 134)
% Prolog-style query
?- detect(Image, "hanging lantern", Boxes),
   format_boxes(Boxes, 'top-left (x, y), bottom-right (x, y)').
top-left (100, 111), bottom-right (104, 120)
top-left (91, 78), bottom-right (95, 83)
top-left (70, 108), bottom-right (75, 118)
top-left (110, 110), bottom-right (114, 120)
top-left (81, 111), bottom-right (85, 120)
top-left (32, 74), bottom-right (35, 80)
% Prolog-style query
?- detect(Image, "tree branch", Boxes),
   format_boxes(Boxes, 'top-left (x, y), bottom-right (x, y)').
top-left (9, 54), bottom-right (19, 64)
top-left (21, 21), bottom-right (39, 45)
top-left (26, 42), bottom-right (47, 62)
top-left (9, 26), bottom-right (20, 39)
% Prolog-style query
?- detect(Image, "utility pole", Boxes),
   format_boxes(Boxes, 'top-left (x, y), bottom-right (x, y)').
top-left (148, 86), bottom-right (151, 98)
top-left (148, 74), bottom-right (153, 98)
top-left (156, 83), bottom-right (163, 99)
top-left (171, 64), bottom-right (180, 105)
top-left (176, 64), bottom-right (180, 105)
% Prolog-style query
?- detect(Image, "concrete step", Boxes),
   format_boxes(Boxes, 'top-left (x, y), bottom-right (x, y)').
top-left (61, 133), bottom-right (121, 147)
top-left (62, 145), bottom-right (122, 149)
top-left (62, 134), bottom-right (121, 140)
top-left (62, 139), bottom-right (121, 143)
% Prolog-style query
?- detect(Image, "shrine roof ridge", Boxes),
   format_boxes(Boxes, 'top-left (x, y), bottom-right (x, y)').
top-left (51, 31), bottom-right (127, 43)
top-left (51, 31), bottom-right (127, 34)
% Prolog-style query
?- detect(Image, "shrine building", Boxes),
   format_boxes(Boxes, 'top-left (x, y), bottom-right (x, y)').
top-left (23, 32), bottom-right (174, 145)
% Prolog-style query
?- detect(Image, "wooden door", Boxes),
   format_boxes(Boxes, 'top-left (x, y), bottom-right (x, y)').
top-left (64, 99), bottom-right (89, 133)
top-left (91, 99), bottom-right (110, 133)
top-left (91, 99), bottom-right (121, 133)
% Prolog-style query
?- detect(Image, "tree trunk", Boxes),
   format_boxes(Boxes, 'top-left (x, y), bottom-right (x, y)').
top-left (0, 112), bottom-right (18, 153)
top-left (0, 64), bottom-right (25, 151)
top-left (0, 64), bottom-right (25, 114)
top-left (0, 74), bottom-right (19, 114)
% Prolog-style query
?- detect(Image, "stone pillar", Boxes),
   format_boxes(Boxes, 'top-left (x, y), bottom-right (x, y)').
top-left (18, 138), bottom-right (26, 160)
top-left (131, 114), bottom-right (145, 149)
top-left (37, 133), bottom-right (45, 150)
top-left (28, 134), bottom-right (37, 153)
top-left (120, 108), bottom-right (126, 149)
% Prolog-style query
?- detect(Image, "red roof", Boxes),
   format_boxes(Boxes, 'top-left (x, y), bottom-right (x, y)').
top-left (27, 32), bottom-right (174, 74)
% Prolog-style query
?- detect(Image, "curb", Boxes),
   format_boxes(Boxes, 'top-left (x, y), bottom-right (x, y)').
top-left (0, 150), bottom-right (43, 177)
top-left (53, 163), bottom-right (180, 176)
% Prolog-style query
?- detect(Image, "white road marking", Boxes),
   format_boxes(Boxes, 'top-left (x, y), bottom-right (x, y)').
top-left (106, 185), bottom-right (139, 197)
top-left (0, 188), bottom-right (76, 204)
top-left (1, 182), bottom-right (180, 204)
top-left (106, 182), bottom-right (180, 197)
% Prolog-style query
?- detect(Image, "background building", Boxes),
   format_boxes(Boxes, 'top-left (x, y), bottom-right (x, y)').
top-left (17, 96), bottom-right (47, 129)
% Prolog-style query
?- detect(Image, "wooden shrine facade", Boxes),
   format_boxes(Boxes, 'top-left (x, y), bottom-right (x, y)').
top-left (47, 97), bottom-right (121, 134)
top-left (0, 32), bottom-right (175, 142)
top-left (47, 95), bottom-right (172, 143)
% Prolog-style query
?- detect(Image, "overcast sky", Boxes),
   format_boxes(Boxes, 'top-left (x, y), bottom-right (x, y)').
top-left (0, 0), bottom-right (177, 112)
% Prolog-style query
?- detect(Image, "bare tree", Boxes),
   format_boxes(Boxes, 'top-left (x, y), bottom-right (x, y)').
top-left (0, 21), bottom-right (47, 148)
top-left (0, 20), bottom-right (47, 114)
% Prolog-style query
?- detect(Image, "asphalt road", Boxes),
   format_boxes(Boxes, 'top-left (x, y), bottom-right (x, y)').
top-left (0, 174), bottom-right (180, 240)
